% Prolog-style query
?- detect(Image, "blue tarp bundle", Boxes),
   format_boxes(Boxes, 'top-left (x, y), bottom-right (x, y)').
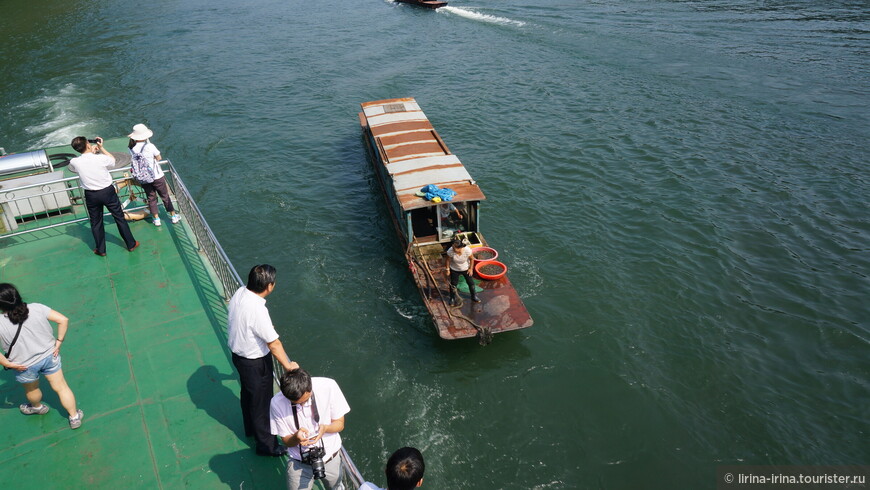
top-left (420, 184), bottom-right (456, 202)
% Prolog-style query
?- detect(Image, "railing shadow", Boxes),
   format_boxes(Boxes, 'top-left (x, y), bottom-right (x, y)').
top-left (187, 365), bottom-right (246, 442)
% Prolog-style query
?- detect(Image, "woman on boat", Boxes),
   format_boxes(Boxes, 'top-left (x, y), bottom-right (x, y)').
top-left (445, 237), bottom-right (480, 306)
top-left (0, 283), bottom-right (84, 429)
top-left (128, 123), bottom-right (182, 226)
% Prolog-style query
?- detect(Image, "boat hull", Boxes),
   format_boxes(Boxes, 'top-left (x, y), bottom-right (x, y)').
top-left (395, 0), bottom-right (447, 9)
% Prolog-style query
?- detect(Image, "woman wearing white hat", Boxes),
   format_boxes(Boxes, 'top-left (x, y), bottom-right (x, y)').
top-left (128, 124), bottom-right (181, 226)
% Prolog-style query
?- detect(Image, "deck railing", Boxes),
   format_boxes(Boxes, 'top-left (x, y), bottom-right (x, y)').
top-left (0, 165), bottom-right (366, 488)
top-left (165, 164), bottom-right (366, 489)
top-left (0, 167), bottom-right (148, 239)
top-left (0, 174), bottom-right (92, 236)
top-left (161, 161), bottom-right (243, 301)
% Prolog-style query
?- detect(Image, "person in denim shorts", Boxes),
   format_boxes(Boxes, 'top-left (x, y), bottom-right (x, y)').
top-left (0, 284), bottom-right (83, 429)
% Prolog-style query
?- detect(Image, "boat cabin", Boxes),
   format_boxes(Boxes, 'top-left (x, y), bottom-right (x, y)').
top-left (359, 98), bottom-right (486, 246)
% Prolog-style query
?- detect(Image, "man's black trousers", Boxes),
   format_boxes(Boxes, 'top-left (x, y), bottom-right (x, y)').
top-left (232, 352), bottom-right (279, 455)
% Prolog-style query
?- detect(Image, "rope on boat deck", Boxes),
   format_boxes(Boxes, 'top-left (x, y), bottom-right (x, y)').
top-left (408, 240), bottom-right (493, 346)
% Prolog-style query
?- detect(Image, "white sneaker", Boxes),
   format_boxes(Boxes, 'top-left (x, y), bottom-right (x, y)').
top-left (69, 409), bottom-right (84, 429)
top-left (153, 217), bottom-right (162, 226)
top-left (170, 214), bottom-right (182, 224)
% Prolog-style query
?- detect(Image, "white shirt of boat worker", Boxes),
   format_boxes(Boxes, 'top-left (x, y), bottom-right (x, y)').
top-left (226, 286), bottom-right (279, 359)
top-left (130, 141), bottom-right (165, 180)
top-left (446, 246), bottom-right (473, 271)
top-left (270, 377), bottom-right (351, 462)
top-left (68, 152), bottom-right (115, 191)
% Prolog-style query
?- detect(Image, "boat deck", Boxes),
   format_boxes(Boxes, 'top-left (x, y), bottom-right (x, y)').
top-left (0, 191), bottom-right (286, 487)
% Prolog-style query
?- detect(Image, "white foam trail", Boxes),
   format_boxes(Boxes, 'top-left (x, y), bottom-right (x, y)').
top-left (19, 83), bottom-right (97, 149)
top-left (439, 6), bottom-right (526, 27)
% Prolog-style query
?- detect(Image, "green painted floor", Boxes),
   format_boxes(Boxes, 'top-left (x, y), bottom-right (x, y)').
top-left (0, 214), bottom-right (286, 488)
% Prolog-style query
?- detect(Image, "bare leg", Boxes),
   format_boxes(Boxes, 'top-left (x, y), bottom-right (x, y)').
top-left (45, 369), bottom-right (78, 417)
top-left (22, 380), bottom-right (44, 408)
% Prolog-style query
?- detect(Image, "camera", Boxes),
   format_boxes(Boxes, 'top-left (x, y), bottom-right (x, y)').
top-left (300, 445), bottom-right (326, 480)
top-left (87, 138), bottom-right (100, 144)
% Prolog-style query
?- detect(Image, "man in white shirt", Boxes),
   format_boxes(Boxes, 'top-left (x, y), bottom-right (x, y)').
top-left (68, 136), bottom-right (138, 255)
top-left (228, 264), bottom-right (298, 457)
top-left (270, 368), bottom-right (350, 490)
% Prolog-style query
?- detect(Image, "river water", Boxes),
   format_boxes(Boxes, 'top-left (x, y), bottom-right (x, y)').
top-left (1, 0), bottom-right (868, 488)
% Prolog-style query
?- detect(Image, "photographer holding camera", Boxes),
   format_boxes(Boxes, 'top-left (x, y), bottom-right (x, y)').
top-left (270, 368), bottom-right (350, 490)
top-left (68, 136), bottom-right (139, 255)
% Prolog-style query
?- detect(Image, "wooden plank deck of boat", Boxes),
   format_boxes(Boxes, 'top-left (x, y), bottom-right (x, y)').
top-left (0, 212), bottom-right (286, 488)
top-left (409, 243), bottom-right (534, 339)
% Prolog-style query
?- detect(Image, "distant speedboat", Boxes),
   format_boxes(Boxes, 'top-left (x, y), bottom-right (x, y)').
top-left (395, 0), bottom-right (447, 9)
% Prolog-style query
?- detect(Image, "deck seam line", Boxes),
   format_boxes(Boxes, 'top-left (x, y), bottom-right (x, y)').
top-left (110, 270), bottom-right (165, 490)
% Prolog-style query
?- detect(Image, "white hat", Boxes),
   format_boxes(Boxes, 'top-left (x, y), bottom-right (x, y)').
top-left (128, 123), bottom-right (153, 140)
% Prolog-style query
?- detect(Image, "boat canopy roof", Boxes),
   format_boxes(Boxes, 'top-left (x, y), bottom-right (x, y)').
top-left (361, 97), bottom-right (486, 211)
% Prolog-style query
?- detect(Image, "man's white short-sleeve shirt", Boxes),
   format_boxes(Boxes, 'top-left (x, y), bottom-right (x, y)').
top-left (227, 286), bottom-right (279, 359)
top-left (270, 377), bottom-right (351, 461)
top-left (68, 153), bottom-right (114, 190)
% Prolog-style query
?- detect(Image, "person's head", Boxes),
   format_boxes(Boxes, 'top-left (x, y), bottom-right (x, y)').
top-left (71, 136), bottom-right (89, 154)
top-left (246, 264), bottom-right (277, 294)
top-left (386, 447), bottom-right (425, 490)
top-left (0, 283), bottom-right (29, 325)
top-left (451, 238), bottom-right (466, 250)
top-left (280, 368), bottom-right (313, 404)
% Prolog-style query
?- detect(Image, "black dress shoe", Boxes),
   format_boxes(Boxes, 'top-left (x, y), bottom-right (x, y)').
top-left (94, 250), bottom-right (106, 256)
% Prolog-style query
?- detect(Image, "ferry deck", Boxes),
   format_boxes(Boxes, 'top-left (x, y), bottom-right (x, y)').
top-left (0, 139), bottom-right (363, 488)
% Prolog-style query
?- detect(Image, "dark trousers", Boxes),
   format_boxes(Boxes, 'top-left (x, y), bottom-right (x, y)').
top-left (231, 352), bottom-right (278, 454)
top-left (142, 176), bottom-right (175, 217)
top-left (84, 185), bottom-right (137, 253)
top-left (449, 268), bottom-right (478, 301)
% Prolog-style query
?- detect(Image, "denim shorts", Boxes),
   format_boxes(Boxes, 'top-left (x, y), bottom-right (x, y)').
top-left (15, 353), bottom-right (62, 384)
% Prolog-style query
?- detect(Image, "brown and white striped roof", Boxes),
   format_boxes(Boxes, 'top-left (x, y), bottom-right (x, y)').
top-left (360, 97), bottom-right (486, 211)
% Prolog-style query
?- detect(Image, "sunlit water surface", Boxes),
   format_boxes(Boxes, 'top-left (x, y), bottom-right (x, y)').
top-left (1, 0), bottom-right (868, 487)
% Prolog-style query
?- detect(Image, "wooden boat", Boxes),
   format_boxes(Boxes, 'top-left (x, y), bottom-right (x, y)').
top-left (395, 0), bottom-right (447, 9)
top-left (359, 98), bottom-right (533, 343)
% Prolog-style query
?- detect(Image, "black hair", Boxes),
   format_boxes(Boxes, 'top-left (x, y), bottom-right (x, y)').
top-left (386, 447), bottom-right (425, 490)
top-left (246, 264), bottom-right (277, 293)
top-left (0, 283), bottom-right (29, 325)
top-left (280, 368), bottom-right (312, 402)
top-left (71, 136), bottom-right (88, 154)
top-left (128, 138), bottom-right (149, 149)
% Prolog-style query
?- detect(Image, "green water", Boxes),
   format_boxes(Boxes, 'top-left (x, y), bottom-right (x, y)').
top-left (1, 0), bottom-right (868, 487)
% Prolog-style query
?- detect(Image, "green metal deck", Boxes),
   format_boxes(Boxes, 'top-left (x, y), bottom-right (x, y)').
top-left (0, 147), bottom-right (289, 488)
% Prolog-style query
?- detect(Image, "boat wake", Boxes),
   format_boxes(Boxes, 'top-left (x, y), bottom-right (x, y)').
top-left (439, 6), bottom-right (526, 27)
top-left (17, 83), bottom-right (95, 149)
